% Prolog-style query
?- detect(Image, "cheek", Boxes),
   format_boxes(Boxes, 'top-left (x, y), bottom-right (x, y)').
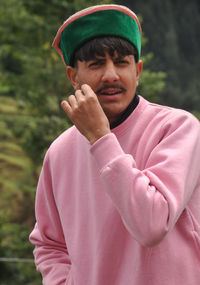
top-left (78, 71), bottom-right (98, 84)
top-left (81, 73), bottom-right (101, 90)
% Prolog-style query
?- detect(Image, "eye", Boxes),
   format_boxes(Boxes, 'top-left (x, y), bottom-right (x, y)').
top-left (88, 61), bottom-right (98, 67)
top-left (88, 60), bottom-right (104, 68)
top-left (115, 59), bottom-right (129, 65)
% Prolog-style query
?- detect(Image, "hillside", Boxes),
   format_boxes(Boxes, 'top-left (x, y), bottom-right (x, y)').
top-left (0, 96), bottom-right (41, 284)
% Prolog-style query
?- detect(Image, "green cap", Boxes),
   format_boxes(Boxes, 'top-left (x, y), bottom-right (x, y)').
top-left (52, 5), bottom-right (142, 66)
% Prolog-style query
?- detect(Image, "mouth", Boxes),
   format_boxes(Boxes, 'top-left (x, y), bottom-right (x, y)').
top-left (97, 86), bottom-right (126, 96)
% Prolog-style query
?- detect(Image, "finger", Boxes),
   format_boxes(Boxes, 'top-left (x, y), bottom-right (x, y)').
top-left (81, 84), bottom-right (96, 98)
top-left (74, 89), bottom-right (85, 103)
top-left (68, 95), bottom-right (78, 110)
top-left (61, 100), bottom-right (73, 117)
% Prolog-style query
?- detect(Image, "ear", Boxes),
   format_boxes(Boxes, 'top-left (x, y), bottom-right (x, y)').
top-left (136, 60), bottom-right (143, 86)
top-left (66, 66), bottom-right (79, 90)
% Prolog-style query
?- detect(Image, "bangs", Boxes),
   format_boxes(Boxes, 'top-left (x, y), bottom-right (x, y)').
top-left (71, 36), bottom-right (137, 66)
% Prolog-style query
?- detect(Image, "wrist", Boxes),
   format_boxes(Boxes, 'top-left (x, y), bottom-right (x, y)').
top-left (89, 129), bottom-right (111, 145)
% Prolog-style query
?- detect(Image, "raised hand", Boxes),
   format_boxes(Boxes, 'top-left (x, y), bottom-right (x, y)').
top-left (61, 84), bottom-right (111, 144)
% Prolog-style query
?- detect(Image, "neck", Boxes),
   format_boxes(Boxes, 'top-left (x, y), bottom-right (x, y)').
top-left (110, 94), bottom-right (139, 129)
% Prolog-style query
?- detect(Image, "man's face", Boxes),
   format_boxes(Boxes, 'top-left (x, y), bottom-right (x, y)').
top-left (67, 52), bottom-right (143, 124)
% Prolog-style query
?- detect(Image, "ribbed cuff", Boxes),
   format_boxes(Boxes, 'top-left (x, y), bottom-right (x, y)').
top-left (90, 133), bottom-right (124, 170)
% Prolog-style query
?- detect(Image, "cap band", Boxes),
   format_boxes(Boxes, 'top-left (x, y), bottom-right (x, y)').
top-left (53, 5), bottom-right (142, 66)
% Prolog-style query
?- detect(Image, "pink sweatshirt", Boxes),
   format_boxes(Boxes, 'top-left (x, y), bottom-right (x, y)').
top-left (30, 96), bottom-right (200, 285)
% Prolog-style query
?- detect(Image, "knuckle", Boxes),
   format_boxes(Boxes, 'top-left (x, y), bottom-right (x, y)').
top-left (75, 89), bottom-right (81, 96)
top-left (81, 84), bottom-right (88, 90)
top-left (88, 95), bottom-right (96, 103)
top-left (68, 95), bottom-right (75, 102)
top-left (78, 97), bottom-right (85, 104)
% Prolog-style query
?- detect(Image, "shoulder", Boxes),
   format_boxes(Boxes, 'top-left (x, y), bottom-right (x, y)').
top-left (44, 125), bottom-right (84, 164)
top-left (140, 96), bottom-right (200, 129)
top-left (50, 125), bottom-right (78, 150)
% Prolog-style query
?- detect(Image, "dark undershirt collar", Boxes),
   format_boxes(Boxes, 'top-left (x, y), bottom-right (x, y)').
top-left (110, 94), bottom-right (139, 129)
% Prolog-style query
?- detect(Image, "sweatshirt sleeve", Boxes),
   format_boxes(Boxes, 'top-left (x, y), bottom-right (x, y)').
top-left (90, 112), bottom-right (200, 247)
top-left (29, 151), bottom-right (73, 285)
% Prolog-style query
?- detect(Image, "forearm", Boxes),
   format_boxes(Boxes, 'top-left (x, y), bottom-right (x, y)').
top-left (29, 152), bottom-right (73, 284)
top-left (91, 127), bottom-right (200, 246)
top-left (30, 225), bottom-right (72, 285)
top-left (90, 134), bottom-right (168, 246)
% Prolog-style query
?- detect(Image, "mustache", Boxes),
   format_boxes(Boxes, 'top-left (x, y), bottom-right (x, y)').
top-left (96, 84), bottom-right (126, 93)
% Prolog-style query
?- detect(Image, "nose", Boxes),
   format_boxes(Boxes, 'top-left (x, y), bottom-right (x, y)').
top-left (101, 62), bottom-right (120, 83)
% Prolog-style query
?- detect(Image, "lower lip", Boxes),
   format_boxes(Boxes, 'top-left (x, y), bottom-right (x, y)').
top-left (98, 92), bottom-right (122, 101)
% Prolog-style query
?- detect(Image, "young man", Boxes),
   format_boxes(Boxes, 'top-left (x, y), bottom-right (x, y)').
top-left (30, 4), bottom-right (200, 285)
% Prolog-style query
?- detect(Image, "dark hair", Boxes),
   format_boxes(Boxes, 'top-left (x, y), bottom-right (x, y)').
top-left (70, 36), bottom-right (138, 67)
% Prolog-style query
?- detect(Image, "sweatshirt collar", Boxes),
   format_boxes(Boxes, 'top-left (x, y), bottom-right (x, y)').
top-left (110, 94), bottom-right (139, 129)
